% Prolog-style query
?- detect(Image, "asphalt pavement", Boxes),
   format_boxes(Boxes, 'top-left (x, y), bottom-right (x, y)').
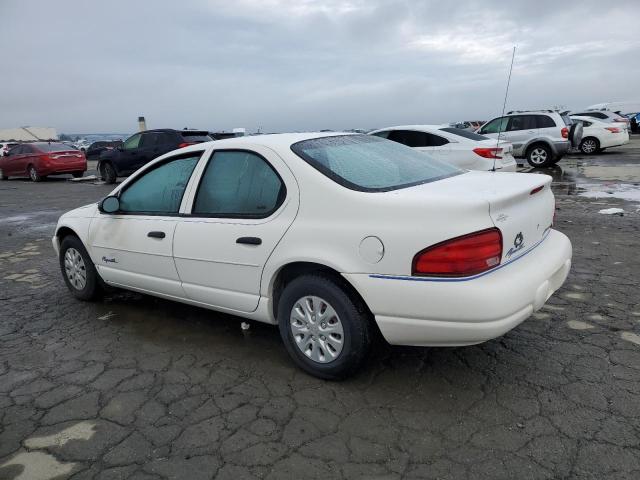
top-left (1, 138), bottom-right (639, 479)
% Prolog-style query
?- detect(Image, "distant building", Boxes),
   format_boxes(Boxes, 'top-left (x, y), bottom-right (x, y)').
top-left (0, 126), bottom-right (58, 142)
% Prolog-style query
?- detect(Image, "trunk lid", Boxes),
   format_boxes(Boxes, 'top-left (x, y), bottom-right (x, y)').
top-left (412, 171), bottom-right (555, 264)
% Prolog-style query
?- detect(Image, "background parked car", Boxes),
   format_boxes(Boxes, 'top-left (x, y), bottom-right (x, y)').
top-left (85, 140), bottom-right (123, 161)
top-left (626, 112), bottom-right (639, 133)
top-left (97, 129), bottom-right (213, 183)
top-left (369, 125), bottom-right (517, 171)
top-left (0, 142), bottom-right (18, 157)
top-left (0, 142), bottom-right (86, 181)
top-left (570, 110), bottom-right (630, 129)
top-left (570, 116), bottom-right (630, 154)
top-left (477, 110), bottom-right (581, 168)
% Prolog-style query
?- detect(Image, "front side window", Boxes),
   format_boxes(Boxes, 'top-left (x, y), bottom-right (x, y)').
top-left (118, 153), bottom-right (201, 214)
top-left (480, 117), bottom-right (509, 134)
top-left (193, 150), bottom-right (285, 217)
top-left (291, 135), bottom-right (461, 192)
top-left (123, 133), bottom-right (142, 150)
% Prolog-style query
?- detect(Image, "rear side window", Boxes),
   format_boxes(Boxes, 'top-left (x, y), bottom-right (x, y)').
top-left (387, 130), bottom-right (428, 147)
top-left (118, 153), bottom-right (201, 214)
top-left (370, 131), bottom-right (390, 139)
top-left (291, 135), bottom-right (461, 192)
top-left (439, 128), bottom-right (489, 141)
top-left (193, 150), bottom-right (284, 218)
top-left (536, 115), bottom-right (557, 128)
top-left (140, 133), bottom-right (160, 148)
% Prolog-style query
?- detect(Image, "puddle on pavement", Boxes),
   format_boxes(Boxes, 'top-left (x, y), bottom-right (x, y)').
top-left (522, 155), bottom-right (640, 202)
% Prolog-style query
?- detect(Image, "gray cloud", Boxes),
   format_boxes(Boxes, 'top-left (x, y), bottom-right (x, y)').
top-left (1, 0), bottom-right (639, 133)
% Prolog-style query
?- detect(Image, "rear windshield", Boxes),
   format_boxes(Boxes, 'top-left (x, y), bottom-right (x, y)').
top-left (291, 135), bottom-right (461, 192)
top-left (439, 127), bottom-right (488, 141)
top-left (36, 143), bottom-right (78, 152)
top-left (180, 132), bottom-right (213, 143)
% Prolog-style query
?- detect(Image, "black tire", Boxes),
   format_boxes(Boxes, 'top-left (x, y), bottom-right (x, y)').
top-left (28, 165), bottom-right (43, 182)
top-left (579, 137), bottom-right (600, 155)
top-left (59, 235), bottom-right (102, 301)
top-left (72, 171), bottom-right (84, 178)
top-left (100, 162), bottom-right (117, 184)
top-left (0, 168), bottom-right (8, 180)
top-left (526, 144), bottom-right (554, 168)
top-left (277, 273), bottom-right (371, 380)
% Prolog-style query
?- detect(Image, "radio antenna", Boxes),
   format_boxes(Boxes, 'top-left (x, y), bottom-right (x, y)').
top-left (494, 46), bottom-right (516, 171)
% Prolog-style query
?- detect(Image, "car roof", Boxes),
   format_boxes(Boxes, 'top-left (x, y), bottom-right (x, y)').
top-left (370, 125), bottom-right (445, 133)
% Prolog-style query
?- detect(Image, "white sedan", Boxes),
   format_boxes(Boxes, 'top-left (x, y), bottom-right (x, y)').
top-left (369, 125), bottom-right (517, 171)
top-left (53, 133), bottom-right (571, 379)
top-left (570, 116), bottom-right (630, 154)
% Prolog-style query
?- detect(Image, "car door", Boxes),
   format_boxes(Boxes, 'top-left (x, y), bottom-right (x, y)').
top-left (114, 133), bottom-right (143, 174)
top-left (173, 146), bottom-right (299, 313)
top-left (20, 145), bottom-right (37, 174)
top-left (503, 115), bottom-right (538, 154)
top-left (88, 151), bottom-right (202, 297)
top-left (3, 145), bottom-right (23, 175)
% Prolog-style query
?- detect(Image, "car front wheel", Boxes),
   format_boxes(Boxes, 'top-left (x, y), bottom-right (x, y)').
top-left (72, 171), bottom-right (84, 178)
top-left (278, 273), bottom-right (371, 380)
top-left (526, 144), bottom-right (553, 168)
top-left (59, 235), bottom-right (102, 301)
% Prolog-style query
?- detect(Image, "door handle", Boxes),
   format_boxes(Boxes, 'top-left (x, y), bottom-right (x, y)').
top-left (147, 231), bottom-right (166, 239)
top-left (236, 237), bottom-right (262, 245)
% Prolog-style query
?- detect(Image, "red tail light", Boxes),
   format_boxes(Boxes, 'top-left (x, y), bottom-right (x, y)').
top-left (605, 127), bottom-right (621, 133)
top-left (178, 142), bottom-right (195, 148)
top-left (561, 127), bottom-right (569, 138)
top-left (473, 147), bottom-right (503, 159)
top-left (412, 228), bottom-right (503, 277)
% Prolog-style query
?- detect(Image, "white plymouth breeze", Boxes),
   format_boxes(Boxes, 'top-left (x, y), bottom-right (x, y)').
top-left (53, 133), bottom-right (572, 379)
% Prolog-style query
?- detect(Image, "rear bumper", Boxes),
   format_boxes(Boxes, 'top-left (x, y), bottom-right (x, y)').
top-left (552, 141), bottom-right (570, 157)
top-left (40, 161), bottom-right (87, 176)
top-left (600, 132), bottom-right (630, 148)
top-left (344, 229), bottom-right (572, 346)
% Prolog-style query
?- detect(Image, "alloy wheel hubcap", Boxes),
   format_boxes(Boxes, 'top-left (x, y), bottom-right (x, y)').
top-left (582, 140), bottom-right (596, 153)
top-left (530, 148), bottom-right (548, 164)
top-left (64, 248), bottom-right (87, 290)
top-left (30, 168), bottom-right (37, 180)
top-left (290, 295), bottom-right (344, 364)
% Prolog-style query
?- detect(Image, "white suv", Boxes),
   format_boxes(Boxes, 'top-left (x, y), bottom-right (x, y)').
top-left (477, 111), bottom-right (581, 168)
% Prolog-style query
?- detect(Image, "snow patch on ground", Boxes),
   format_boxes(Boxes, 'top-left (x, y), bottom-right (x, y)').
top-left (599, 208), bottom-right (625, 215)
top-left (579, 183), bottom-right (640, 203)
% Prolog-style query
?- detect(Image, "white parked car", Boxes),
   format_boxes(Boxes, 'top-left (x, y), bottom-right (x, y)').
top-left (53, 133), bottom-right (572, 379)
top-left (369, 125), bottom-right (517, 172)
top-left (570, 116), bottom-right (630, 154)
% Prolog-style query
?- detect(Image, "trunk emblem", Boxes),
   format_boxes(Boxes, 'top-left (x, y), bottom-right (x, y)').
top-left (506, 232), bottom-right (524, 258)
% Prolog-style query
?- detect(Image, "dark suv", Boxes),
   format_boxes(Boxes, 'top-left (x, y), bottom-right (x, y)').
top-left (98, 129), bottom-right (213, 183)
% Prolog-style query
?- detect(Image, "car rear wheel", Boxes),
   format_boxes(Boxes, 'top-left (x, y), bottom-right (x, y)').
top-left (59, 235), bottom-right (102, 301)
top-left (100, 162), bottom-right (117, 184)
top-left (28, 165), bottom-right (43, 182)
top-left (0, 169), bottom-right (8, 180)
top-left (278, 274), bottom-right (371, 380)
top-left (526, 144), bottom-right (553, 168)
top-left (72, 171), bottom-right (84, 178)
top-left (580, 137), bottom-right (600, 155)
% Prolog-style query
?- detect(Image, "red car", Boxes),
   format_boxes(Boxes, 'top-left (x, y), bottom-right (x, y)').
top-left (0, 142), bottom-right (87, 182)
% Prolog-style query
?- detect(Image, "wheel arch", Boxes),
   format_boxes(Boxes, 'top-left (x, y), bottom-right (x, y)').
top-left (268, 261), bottom-right (372, 322)
top-left (524, 139), bottom-right (554, 156)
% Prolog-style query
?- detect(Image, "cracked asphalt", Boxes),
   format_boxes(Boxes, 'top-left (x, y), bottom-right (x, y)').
top-left (1, 139), bottom-right (639, 479)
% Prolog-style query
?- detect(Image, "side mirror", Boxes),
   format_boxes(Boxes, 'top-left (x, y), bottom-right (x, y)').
top-left (99, 196), bottom-right (120, 214)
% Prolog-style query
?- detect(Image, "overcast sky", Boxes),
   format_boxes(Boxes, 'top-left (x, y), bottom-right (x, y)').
top-left (2, 0), bottom-right (639, 134)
